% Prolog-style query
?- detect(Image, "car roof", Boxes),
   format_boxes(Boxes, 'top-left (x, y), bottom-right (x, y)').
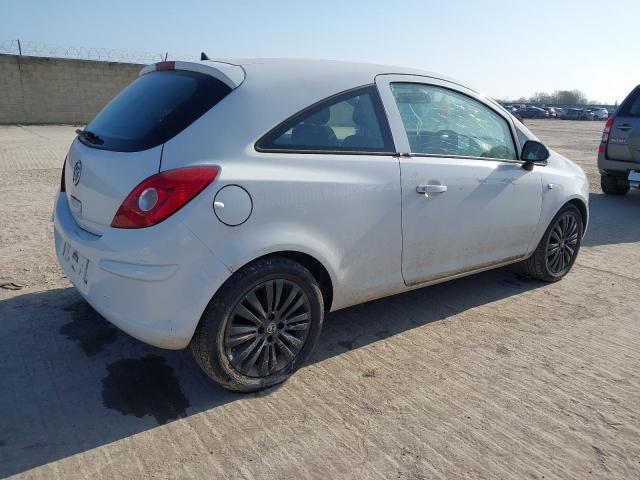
top-left (161, 58), bottom-right (529, 153)
top-left (198, 57), bottom-right (477, 93)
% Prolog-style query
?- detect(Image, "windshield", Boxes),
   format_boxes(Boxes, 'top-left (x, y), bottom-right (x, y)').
top-left (83, 70), bottom-right (231, 152)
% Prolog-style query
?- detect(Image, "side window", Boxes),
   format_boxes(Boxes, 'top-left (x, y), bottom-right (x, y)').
top-left (257, 86), bottom-right (394, 153)
top-left (390, 83), bottom-right (517, 160)
top-left (621, 88), bottom-right (640, 117)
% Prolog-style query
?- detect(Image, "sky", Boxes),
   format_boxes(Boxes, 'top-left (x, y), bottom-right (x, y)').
top-left (1, 0), bottom-right (638, 104)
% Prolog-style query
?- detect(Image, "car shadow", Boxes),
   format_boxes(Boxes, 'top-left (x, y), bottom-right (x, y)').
top-left (582, 190), bottom-right (640, 247)
top-left (0, 266), bottom-right (546, 477)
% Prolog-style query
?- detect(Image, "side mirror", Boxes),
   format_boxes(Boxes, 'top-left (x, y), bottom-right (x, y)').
top-left (521, 140), bottom-right (549, 170)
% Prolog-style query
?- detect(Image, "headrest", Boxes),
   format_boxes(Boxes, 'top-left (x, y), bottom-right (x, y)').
top-left (303, 108), bottom-right (330, 125)
top-left (352, 97), bottom-right (377, 131)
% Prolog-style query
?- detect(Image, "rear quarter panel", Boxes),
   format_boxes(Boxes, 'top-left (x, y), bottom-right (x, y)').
top-left (172, 150), bottom-right (404, 311)
top-left (160, 71), bottom-right (408, 311)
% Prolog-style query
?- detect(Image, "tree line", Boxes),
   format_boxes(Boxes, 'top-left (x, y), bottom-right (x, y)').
top-left (498, 89), bottom-right (612, 106)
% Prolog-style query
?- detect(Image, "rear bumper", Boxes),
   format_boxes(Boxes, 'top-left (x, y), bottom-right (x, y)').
top-left (53, 192), bottom-right (232, 349)
top-left (597, 150), bottom-right (640, 176)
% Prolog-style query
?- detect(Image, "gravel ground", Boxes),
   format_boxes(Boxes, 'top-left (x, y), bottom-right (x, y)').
top-left (1, 120), bottom-right (639, 479)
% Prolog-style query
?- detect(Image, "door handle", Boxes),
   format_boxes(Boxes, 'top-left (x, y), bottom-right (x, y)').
top-left (618, 124), bottom-right (632, 131)
top-left (416, 184), bottom-right (448, 197)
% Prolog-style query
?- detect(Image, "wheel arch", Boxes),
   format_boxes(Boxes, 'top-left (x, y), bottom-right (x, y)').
top-left (230, 250), bottom-right (334, 313)
top-left (566, 197), bottom-right (588, 235)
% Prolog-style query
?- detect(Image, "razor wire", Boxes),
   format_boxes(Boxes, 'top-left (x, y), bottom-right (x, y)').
top-left (0, 39), bottom-right (198, 64)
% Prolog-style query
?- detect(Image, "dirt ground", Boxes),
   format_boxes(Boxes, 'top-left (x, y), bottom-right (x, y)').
top-left (1, 120), bottom-right (639, 479)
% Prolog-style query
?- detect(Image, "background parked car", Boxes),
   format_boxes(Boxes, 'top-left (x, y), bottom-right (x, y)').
top-left (554, 107), bottom-right (566, 119)
top-left (499, 105), bottom-right (524, 123)
top-left (543, 107), bottom-right (558, 118)
top-left (519, 106), bottom-right (549, 119)
top-left (564, 108), bottom-right (586, 120)
top-left (587, 107), bottom-right (609, 120)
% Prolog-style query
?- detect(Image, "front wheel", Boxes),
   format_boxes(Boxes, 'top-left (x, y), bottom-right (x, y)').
top-left (520, 204), bottom-right (583, 282)
top-left (190, 257), bottom-right (324, 392)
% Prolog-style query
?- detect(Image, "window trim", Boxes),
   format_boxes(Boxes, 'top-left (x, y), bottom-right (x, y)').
top-left (619, 86), bottom-right (640, 117)
top-left (255, 84), bottom-right (396, 155)
top-left (389, 81), bottom-right (522, 163)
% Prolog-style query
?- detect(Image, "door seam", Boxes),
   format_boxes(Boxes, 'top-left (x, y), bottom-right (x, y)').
top-left (398, 155), bottom-right (408, 286)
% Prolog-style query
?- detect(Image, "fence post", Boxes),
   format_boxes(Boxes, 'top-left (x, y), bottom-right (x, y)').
top-left (17, 39), bottom-right (22, 56)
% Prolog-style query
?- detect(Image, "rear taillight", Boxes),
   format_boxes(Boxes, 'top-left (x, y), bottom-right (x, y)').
top-left (155, 61), bottom-right (175, 71)
top-left (60, 157), bottom-right (66, 192)
top-left (111, 166), bottom-right (219, 228)
top-left (599, 115), bottom-right (615, 153)
top-left (601, 115), bottom-right (615, 143)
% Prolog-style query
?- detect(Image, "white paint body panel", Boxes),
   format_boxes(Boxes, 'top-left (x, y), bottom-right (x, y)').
top-left (399, 157), bottom-right (542, 284)
top-left (213, 185), bottom-right (253, 226)
top-left (64, 139), bottom-right (162, 235)
top-left (53, 192), bottom-right (232, 349)
top-left (54, 58), bottom-right (589, 349)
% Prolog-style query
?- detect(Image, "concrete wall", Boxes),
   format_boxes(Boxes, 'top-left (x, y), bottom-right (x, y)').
top-left (0, 54), bottom-right (142, 124)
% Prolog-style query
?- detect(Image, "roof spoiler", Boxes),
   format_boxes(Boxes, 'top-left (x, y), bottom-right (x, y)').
top-left (139, 60), bottom-right (245, 89)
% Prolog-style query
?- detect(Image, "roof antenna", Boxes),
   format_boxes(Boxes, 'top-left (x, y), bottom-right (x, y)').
top-left (200, 52), bottom-right (210, 61)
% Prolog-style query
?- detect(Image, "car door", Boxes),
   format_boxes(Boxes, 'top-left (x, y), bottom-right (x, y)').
top-left (608, 87), bottom-right (640, 163)
top-left (376, 75), bottom-right (542, 286)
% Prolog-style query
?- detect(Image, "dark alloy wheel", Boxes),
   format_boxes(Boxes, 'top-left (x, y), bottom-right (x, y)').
top-left (190, 257), bottom-right (324, 392)
top-left (545, 211), bottom-right (579, 275)
top-left (224, 279), bottom-right (311, 378)
top-left (520, 204), bottom-right (583, 282)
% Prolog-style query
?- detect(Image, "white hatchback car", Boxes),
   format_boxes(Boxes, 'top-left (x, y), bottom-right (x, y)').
top-left (54, 59), bottom-right (588, 391)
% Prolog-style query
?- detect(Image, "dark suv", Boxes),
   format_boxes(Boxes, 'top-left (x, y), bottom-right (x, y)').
top-left (519, 106), bottom-right (548, 119)
top-left (598, 85), bottom-right (640, 195)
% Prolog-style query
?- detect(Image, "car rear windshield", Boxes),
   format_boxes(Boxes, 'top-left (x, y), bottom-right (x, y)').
top-left (82, 70), bottom-right (232, 152)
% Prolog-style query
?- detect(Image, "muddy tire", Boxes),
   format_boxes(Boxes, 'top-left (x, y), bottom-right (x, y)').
top-left (190, 257), bottom-right (324, 392)
top-left (601, 174), bottom-right (630, 196)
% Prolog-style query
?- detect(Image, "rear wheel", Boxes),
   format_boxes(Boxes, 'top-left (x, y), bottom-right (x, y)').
top-left (520, 204), bottom-right (583, 282)
top-left (601, 174), bottom-right (630, 196)
top-left (190, 257), bottom-right (324, 392)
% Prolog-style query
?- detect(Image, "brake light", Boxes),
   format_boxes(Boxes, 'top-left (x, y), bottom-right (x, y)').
top-left (156, 61), bottom-right (175, 71)
top-left (601, 115), bottom-right (615, 143)
top-left (111, 166), bottom-right (219, 228)
top-left (60, 157), bottom-right (66, 192)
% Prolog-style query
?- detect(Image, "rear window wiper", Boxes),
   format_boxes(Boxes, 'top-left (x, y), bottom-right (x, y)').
top-left (76, 129), bottom-right (104, 145)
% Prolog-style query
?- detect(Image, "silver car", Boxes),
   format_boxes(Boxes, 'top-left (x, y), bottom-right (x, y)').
top-left (55, 58), bottom-right (589, 391)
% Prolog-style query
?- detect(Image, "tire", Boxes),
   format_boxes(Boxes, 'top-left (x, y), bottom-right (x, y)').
top-left (520, 204), bottom-right (583, 282)
top-left (190, 257), bottom-right (324, 392)
top-left (601, 174), bottom-right (630, 196)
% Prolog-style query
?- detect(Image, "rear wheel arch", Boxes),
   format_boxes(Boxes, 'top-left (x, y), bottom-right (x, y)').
top-left (267, 251), bottom-right (334, 313)
top-left (226, 250), bottom-right (334, 313)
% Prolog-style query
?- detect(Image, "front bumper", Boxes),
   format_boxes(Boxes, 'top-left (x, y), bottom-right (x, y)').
top-left (53, 192), bottom-right (232, 349)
